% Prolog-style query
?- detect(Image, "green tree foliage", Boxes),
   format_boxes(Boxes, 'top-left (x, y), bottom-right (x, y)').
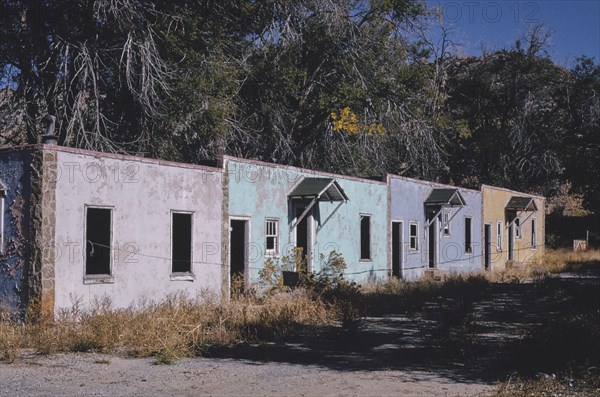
top-left (0, 0), bottom-right (175, 151)
top-left (235, 0), bottom-right (434, 178)
top-left (564, 57), bottom-right (600, 215)
top-left (444, 47), bottom-right (568, 191)
top-left (441, 27), bottom-right (599, 220)
top-left (147, 1), bottom-right (255, 162)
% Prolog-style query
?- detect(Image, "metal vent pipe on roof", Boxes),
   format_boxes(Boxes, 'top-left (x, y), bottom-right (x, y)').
top-left (41, 114), bottom-right (59, 145)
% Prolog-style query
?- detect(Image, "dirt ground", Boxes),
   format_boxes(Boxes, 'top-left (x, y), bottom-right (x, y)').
top-left (0, 353), bottom-right (492, 397)
top-left (0, 351), bottom-right (493, 397)
top-left (1, 265), bottom-right (598, 397)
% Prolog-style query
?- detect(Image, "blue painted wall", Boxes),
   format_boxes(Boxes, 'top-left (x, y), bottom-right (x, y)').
top-left (389, 176), bottom-right (483, 280)
top-left (0, 149), bottom-right (33, 317)
top-left (225, 157), bottom-right (389, 285)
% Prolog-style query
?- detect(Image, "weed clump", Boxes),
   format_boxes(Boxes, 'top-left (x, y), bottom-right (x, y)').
top-left (257, 250), bottom-right (364, 331)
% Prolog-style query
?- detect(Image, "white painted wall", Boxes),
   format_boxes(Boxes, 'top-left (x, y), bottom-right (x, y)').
top-left (53, 150), bottom-right (223, 313)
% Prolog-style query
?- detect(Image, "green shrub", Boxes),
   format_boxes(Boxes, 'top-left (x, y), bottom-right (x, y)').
top-left (300, 251), bottom-right (364, 330)
top-left (259, 248), bottom-right (307, 294)
top-left (258, 257), bottom-right (285, 293)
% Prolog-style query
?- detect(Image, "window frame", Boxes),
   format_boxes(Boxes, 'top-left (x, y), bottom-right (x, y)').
top-left (265, 218), bottom-right (279, 258)
top-left (409, 221), bottom-right (419, 252)
top-left (84, 205), bottom-right (114, 284)
top-left (171, 210), bottom-right (195, 280)
top-left (515, 217), bottom-right (521, 239)
top-left (360, 214), bottom-right (372, 261)
top-left (496, 221), bottom-right (503, 251)
top-left (464, 216), bottom-right (473, 253)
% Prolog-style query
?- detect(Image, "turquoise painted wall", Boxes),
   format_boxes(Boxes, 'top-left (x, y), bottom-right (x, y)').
top-left (225, 157), bottom-right (388, 285)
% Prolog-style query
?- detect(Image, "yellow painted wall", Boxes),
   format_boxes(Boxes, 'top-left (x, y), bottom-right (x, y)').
top-left (482, 185), bottom-right (545, 271)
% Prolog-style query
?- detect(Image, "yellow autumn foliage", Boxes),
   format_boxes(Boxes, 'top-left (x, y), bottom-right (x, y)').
top-left (330, 107), bottom-right (385, 136)
top-left (331, 107), bottom-right (359, 134)
top-left (367, 123), bottom-right (385, 137)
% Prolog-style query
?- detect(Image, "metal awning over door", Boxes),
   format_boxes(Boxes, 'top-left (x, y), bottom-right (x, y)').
top-left (288, 178), bottom-right (348, 201)
top-left (424, 188), bottom-right (466, 207)
top-left (424, 188), bottom-right (466, 228)
top-left (288, 177), bottom-right (348, 229)
top-left (505, 196), bottom-right (538, 212)
top-left (505, 196), bottom-right (538, 228)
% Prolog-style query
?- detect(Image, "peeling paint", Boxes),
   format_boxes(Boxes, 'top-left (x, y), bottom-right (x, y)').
top-left (52, 149), bottom-right (224, 315)
top-left (0, 150), bottom-right (34, 318)
top-left (225, 157), bottom-right (389, 286)
top-left (1, 146), bottom-right (224, 319)
top-left (0, 145), bottom-right (545, 319)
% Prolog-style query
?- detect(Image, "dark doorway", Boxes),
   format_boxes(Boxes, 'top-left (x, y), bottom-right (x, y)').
top-left (295, 207), bottom-right (309, 268)
top-left (508, 221), bottom-right (514, 261)
top-left (392, 221), bottom-right (403, 278)
top-left (484, 224), bottom-right (491, 270)
top-left (230, 219), bottom-right (247, 291)
top-left (428, 211), bottom-right (437, 269)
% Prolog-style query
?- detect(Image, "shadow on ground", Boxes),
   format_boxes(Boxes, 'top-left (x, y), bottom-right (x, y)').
top-left (205, 262), bottom-right (600, 385)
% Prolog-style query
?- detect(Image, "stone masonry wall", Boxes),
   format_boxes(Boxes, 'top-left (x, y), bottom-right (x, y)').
top-left (27, 147), bottom-right (57, 319)
top-left (220, 158), bottom-right (230, 300)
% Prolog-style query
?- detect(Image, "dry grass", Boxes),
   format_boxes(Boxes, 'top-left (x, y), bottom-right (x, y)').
top-left (475, 249), bottom-right (600, 283)
top-left (361, 273), bottom-right (490, 315)
top-left (361, 272), bottom-right (490, 295)
top-left (2, 275), bottom-right (492, 364)
top-left (541, 248), bottom-right (600, 273)
top-left (0, 290), bottom-right (329, 364)
top-left (2, 249), bottom-right (598, 366)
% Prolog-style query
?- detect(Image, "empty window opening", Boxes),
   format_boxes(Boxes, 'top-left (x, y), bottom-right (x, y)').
top-left (531, 218), bottom-right (537, 248)
top-left (409, 222), bottom-right (419, 251)
top-left (360, 215), bottom-right (371, 260)
top-left (496, 221), bottom-right (503, 251)
top-left (465, 217), bottom-right (472, 253)
top-left (515, 217), bottom-right (521, 239)
top-left (265, 219), bottom-right (279, 257)
top-left (443, 210), bottom-right (451, 236)
top-left (86, 207), bottom-right (112, 275)
top-left (172, 212), bottom-right (193, 273)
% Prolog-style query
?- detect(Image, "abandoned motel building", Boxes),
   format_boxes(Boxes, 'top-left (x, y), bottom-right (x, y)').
top-left (0, 144), bottom-right (545, 318)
